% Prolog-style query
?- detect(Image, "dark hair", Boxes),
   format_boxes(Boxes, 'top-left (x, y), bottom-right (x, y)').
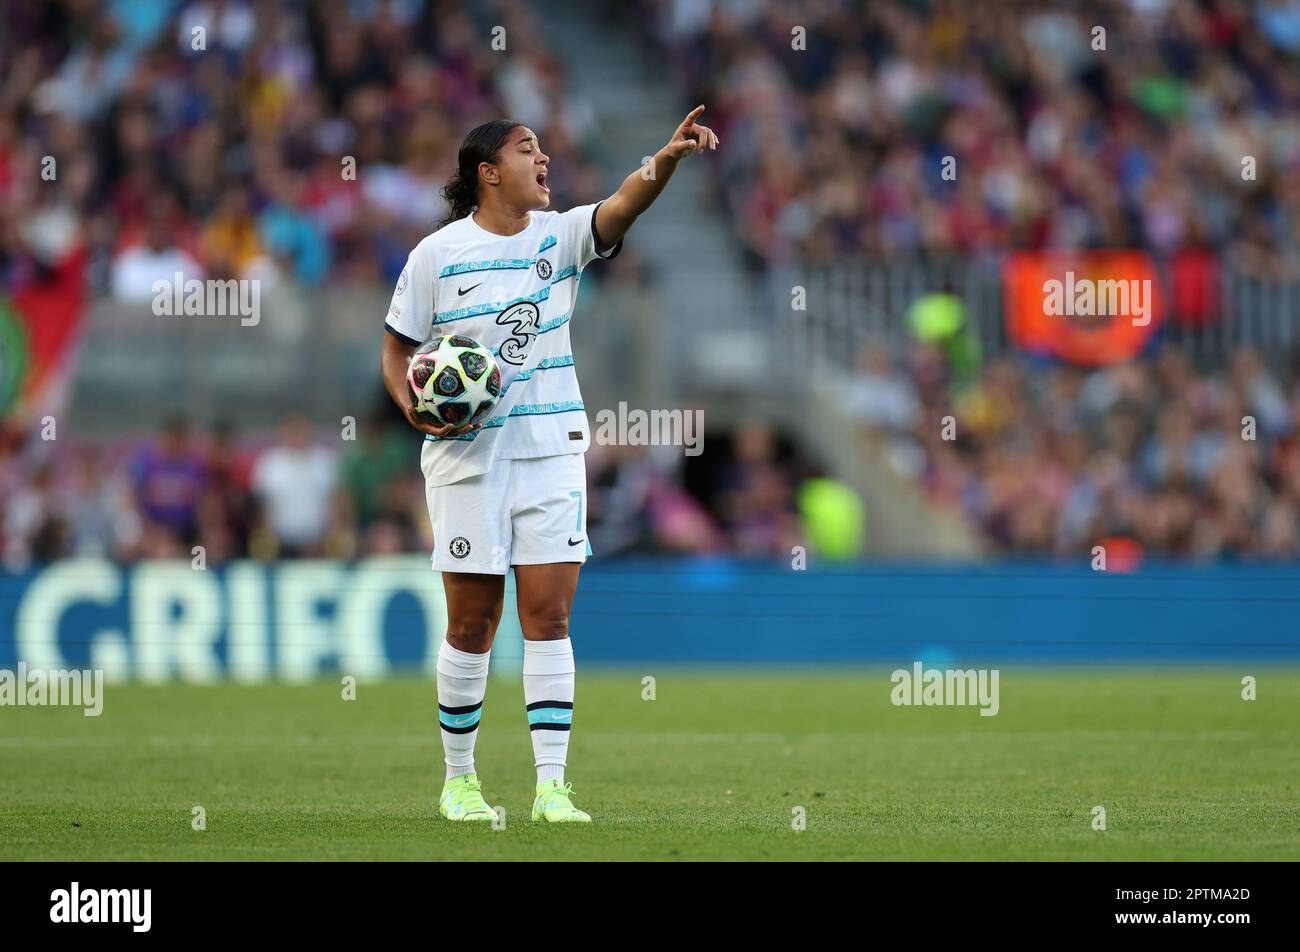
top-left (440, 119), bottom-right (523, 227)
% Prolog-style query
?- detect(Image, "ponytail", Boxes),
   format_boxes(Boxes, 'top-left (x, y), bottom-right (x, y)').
top-left (440, 119), bottom-right (522, 227)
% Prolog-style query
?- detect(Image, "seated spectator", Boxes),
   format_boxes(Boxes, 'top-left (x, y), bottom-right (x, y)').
top-left (111, 201), bottom-right (205, 303)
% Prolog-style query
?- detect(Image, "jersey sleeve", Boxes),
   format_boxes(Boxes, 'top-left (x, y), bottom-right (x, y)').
top-left (384, 239), bottom-right (436, 346)
top-left (554, 201), bottom-right (623, 270)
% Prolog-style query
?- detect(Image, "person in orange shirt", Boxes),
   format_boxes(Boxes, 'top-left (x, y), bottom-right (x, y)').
top-left (200, 185), bottom-right (265, 278)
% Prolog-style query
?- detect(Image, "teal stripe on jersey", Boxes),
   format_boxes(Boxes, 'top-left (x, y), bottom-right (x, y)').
top-left (537, 312), bottom-right (570, 334)
top-left (508, 400), bottom-right (585, 416)
top-left (436, 236), bottom-right (555, 279)
top-left (494, 354), bottom-right (573, 402)
top-left (549, 265), bottom-right (578, 285)
top-left (439, 257), bottom-right (535, 278)
top-left (512, 355), bottom-right (575, 382)
top-left (433, 286), bottom-right (550, 325)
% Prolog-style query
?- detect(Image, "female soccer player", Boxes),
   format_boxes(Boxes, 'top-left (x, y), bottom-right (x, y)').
top-left (380, 107), bottom-right (718, 823)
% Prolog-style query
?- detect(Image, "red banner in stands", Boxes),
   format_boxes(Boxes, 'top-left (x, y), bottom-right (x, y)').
top-left (1003, 252), bottom-right (1163, 366)
top-left (0, 245), bottom-right (87, 422)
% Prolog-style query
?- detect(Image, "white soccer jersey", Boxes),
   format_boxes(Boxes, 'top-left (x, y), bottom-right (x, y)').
top-left (385, 202), bottom-right (621, 487)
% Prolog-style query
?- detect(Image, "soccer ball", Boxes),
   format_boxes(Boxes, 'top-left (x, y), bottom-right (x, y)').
top-left (407, 335), bottom-right (503, 428)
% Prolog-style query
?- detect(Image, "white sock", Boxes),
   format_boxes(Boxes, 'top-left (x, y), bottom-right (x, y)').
top-left (437, 640), bottom-right (490, 781)
top-left (523, 639), bottom-right (575, 784)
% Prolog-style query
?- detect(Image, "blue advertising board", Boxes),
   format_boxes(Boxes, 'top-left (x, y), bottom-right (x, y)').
top-left (0, 557), bottom-right (1297, 681)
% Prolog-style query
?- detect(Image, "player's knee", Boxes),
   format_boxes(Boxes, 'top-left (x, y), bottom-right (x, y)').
top-left (521, 603), bottom-right (569, 640)
top-left (446, 614), bottom-right (497, 652)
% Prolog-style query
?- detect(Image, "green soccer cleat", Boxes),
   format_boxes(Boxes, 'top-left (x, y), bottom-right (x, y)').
top-left (531, 779), bottom-right (591, 823)
top-left (439, 774), bottom-right (495, 822)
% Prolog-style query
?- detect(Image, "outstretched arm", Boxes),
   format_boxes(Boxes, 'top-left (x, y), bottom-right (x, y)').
top-left (594, 105), bottom-right (718, 250)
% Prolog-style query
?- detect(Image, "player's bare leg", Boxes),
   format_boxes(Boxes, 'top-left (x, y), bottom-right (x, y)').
top-left (443, 572), bottom-right (505, 654)
top-left (514, 562), bottom-right (590, 822)
top-left (436, 572), bottom-right (505, 821)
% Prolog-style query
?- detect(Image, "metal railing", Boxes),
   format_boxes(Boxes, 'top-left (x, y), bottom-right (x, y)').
top-left (59, 258), bottom-right (1300, 438)
top-left (790, 258), bottom-right (1300, 373)
top-left (66, 277), bottom-right (677, 436)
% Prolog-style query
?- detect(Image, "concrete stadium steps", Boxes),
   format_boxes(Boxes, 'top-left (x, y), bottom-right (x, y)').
top-left (537, 0), bottom-right (766, 398)
top-left (808, 373), bottom-right (983, 558)
top-left (536, 2), bottom-right (979, 555)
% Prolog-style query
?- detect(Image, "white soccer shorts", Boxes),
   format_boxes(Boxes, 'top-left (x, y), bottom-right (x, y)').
top-left (424, 452), bottom-right (589, 575)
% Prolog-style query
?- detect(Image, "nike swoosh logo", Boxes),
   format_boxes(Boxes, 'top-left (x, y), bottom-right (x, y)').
top-left (448, 716), bottom-right (475, 727)
top-left (550, 712), bottom-right (569, 721)
top-left (458, 283), bottom-right (482, 296)
top-left (568, 537), bottom-right (584, 546)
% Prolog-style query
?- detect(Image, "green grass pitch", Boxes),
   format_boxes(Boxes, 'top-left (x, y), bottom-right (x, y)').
top-left (2, 669), bottom-right (1297, 860)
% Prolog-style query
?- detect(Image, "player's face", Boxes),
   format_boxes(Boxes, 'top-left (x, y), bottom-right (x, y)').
top-left (496, 127), bottom-right (550, 210)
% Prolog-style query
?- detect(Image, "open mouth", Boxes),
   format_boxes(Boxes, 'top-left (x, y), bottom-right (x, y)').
top-left (536, 170), bottom-right (549, 191)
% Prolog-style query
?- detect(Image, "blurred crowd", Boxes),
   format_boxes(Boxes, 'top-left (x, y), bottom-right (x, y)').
top-left (1, 413), bottom-right (368, 566)
top-left (634, 0), bottom-right (1300, 275)
top-left (5, 0), bottom-right (1300, 565)
top-left (0, 0), bottom-right (607, 299)
top-left (9, 341), bottom-right (1300, 563)
top-left (0, 0), bottom-right (843, 568)
top-left (851, 341), bottom-right (1300, 559)
top-left (0, 407), bottom-right (835, 567)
